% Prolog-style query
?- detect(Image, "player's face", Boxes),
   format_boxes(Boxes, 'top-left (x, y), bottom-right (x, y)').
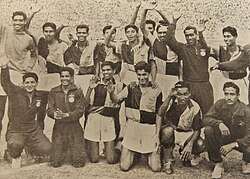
top-left (184, 29), bottom-right (197, 45)
top-left (76, 28), bottom-right (89, 42)
top-left (175, 87), bottom-right (191, 105)
top-left (104, 29), bottom-right (116, 41)
top-left (23, 77), bottom-right (38, 93)
top-left (125, 28), bottom-right (138, 42)
top-left (102, 65), bottom-right (114, 80)
top-left (224, 87), bottom-right (239, 105)
top-left (136, 69), bottom-right (149, 86)
top-left (146, 24), bottom-right (154, 34)
top-left (43, 27), bottom-right (56, 42)
top-left (157, 26), bottom-right (168, 42)
top-left (12, 15), bottom-right (25, 32)
top-left (223, 32), bottom-right (236, 47)
top-left (60, 71), bottom-right (72, 86)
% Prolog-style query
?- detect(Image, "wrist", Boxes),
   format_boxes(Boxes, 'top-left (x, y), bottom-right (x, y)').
top-left (234, 142), bottom-right (239, 148)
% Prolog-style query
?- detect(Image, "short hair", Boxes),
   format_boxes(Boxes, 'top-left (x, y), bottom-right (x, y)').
top-left (184, 25), bottom-right (197, 35)
top-left (125, 24), bottom-right (139, 33)
top-left (76, 24), bottom-right (89, 33)
top-left (174, 81), bottom-right (190, 91)
top-left (102, 25), bottom-right (116, 34)
top-left (146, 20), bottom-right (156, 30)
top-left (12, 11), bottom-right (27, 21)
top-left (42, 22), bottom-right (56, 32)
top-left (222, 26), bottom-right (238, 37)
top-left (135, 61), bottom-right (151, 73)
top-left (223, 82), bottom-right (240, 95)
top-left (101, 61), bottom-right (115, 70)
top-left (156, 23), bottom-right (168, 32)
top-left (22, 72), bottom-right (38, 82)
top-left (60, 67), bottom-right (74, 77)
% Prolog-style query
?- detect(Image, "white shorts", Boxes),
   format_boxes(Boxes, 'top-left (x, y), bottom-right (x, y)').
top-left (84, 113), bottom-right (116, 142)
top-left (174, 130), bottom-right (193, 148)
top-left (122, 120), bottom-right (157, 154)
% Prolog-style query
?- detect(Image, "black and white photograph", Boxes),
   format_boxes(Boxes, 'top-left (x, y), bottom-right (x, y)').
top-left (0, 0), bottom-right (250, 178)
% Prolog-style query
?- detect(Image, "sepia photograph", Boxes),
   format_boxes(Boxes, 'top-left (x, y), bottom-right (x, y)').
top-left (0, 0), bottom-right (250, 178)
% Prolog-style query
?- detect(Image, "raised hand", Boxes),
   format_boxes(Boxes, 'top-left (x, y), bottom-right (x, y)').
top-left (144, 0), bottom-right (157, 10)
top-left (0, 53), bottom-right (10, 68)
top-left (197, 19), bottom-right (208, 33)
top-left (30, 4), bottom-right (43, 13)
top-left (173, 12), bottom-right (182, 24)
top-left (106, 80), bottom-right (115, 93)
top-left (89, 76), bottom-right (100, 89)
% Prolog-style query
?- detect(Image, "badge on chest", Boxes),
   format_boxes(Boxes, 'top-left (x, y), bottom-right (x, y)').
top-left (68, 94), bottom-right (75, 103)
top-left (36, 100), bottom-right (41, 107)
top-left (200, 49), bottom-right (206, 56)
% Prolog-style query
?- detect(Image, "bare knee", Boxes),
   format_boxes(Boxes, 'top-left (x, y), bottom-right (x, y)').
top-left (161, 127), bottom-right (174, 148)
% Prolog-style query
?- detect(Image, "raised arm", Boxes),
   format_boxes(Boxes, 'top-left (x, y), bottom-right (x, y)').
top-left (129, 1), bottom-right (141, 24)
top-left (104, 22), bottom-right (120, 48)
top-left (158, 88), bottom-right (176, 116)
top-left (27, 38), bottom-right (38, 72)
top-left (155, 9), bottom-right (171, 25)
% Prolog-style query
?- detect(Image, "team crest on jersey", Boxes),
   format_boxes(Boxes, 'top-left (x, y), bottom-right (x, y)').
top-left (68, 94), bottom-right (75, 103)
top-left (200, 49), bottom-right (206, 56)
top-left (36, 100), bottom-right (41, 107)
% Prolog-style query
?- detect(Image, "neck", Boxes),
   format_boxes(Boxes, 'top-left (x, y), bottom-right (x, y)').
top-left (26, 91), bottom-right (34, 98)
top-left (129, 38), bottom-right (139, 47)
top-left (227, 43), bottom-right (237, 52)
top-left (78, 40), bottom-right (88, 47)
top-left (139, 81), bottom-right (149, 88)
top-left (47, 38), bottom-right (57, 45)
top-left (61, 84), bottom-right (71, 92)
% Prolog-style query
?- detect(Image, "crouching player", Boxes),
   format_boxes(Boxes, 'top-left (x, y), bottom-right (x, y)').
top-left (158, 81), bottom-right (205, 174)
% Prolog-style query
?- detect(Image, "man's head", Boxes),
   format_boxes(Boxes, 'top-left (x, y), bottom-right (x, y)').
top-left (156, 22), bottom-right (169, 42)
top-left (174, 81), bottom-right (191, 105)
top-left (101, 61), bottom-right (115, 81)
top-left (223, 82), bottom-right (240, 105)
top-left (103, 25), bottom-right (116, 41)
top-left (222, 26), bottom-right (238, 47)
top-left (135, 61), bottom-right (151, 86)
top-left (145, 20), bottom-right (156, 35)
top-left (184, 26), bottom-right (198, 45)
top-left (42, 22), bottom-right (57, 42)
top-left (125, 24), bottom-right (139, 42)
top-left (76, 24), bottom-right (89, 42)
top-left (60, 67), bottom-right (74, 86)
top-left (12, 11), bottom-right (27, 32)
top-left (22, 72), bottom-right (38, 93)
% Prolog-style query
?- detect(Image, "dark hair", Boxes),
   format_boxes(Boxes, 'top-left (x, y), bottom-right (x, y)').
top-left (42, 22), bottom-right (56, 32)
top-left (135, 61), bottom-right (151, 73)
top-left (76, 24), bottom-right (89, 33)
top-left (146, 20), bottom-right (156, 30)
top-left (125, 24), bottom-right (139, 33)
top-left (222, 26), bottom-right (238, 37)
top-left (60, 67), bottom-right (74, 77)
top-left (184, 25), bottom-right (197, 34)
top-left (223, 82), bottom-right (240, 94)
top-left (12, 11), bottom-right (27, 21)
top-left (101, 61), bottom-right (115, 70)
top-left (174, 81), bottom-right (190, 91)
top-left (103, 25), bottom-right (116, 34)
top-left (156, 23), bottom-right (169, 33)
top-left (22, 72), bottom-right (38, 82)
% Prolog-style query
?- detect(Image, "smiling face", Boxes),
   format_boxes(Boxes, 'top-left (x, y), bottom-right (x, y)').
top-left (60, 71), bottom-right (73, 86)
top-left (125, 27), bottom-right (138, 42)
top-left (157, 26), bottom-right (168, 42)
top-left (184, 29), bottom-right (197, 45)
top-left (136, 69), bottom-right (150, 86)
top-left (175, 87), bottom-right (191, 105)
top-left (102, 65), bottom-right (114, 81)
top-left (43, 26), bottom-right (56, 42)
top-left (23, 77), bottom-right (38, 93)
top-left (104, 29), bottom-right (116, 42)
top-left (223, 32), bottom-right (236, 47)
top-left (224, 87), bottom-right (239, 105)
top-left (12, 15), bottom-right (25, 32)
top-left (76, 28), bottom-right (89, 42)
